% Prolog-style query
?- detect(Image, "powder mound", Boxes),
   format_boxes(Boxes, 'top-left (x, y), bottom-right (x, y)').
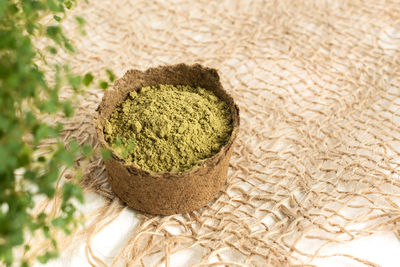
top-left (104, 84), bottom-right (233, 173)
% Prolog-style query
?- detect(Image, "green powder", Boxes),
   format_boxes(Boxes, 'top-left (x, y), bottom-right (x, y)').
top-left (104, 84), bottom-right (233, 173)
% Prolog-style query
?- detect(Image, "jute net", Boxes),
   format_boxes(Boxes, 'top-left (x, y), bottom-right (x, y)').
top-left (29, 0), bottom-right (400, 266)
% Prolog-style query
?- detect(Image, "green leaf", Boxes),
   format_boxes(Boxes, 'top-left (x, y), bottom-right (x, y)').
top-left (53, 15), bottom-right (61, 22)
top-left (38, 213), bottom-right (47, 221)
top-left (75, 16), bottom-right (85, 26)
top-left (46, 26), bottom-right (61, 43)
top-left (2, 247), bottom-right (13, 265)
top-left (65, 1), bottom-right (72, 9)
top-left (47, 25), bottom-right (61, 35)
top-left (82, 144), bottom-right (92, 156)
top-left (38, 179), bottom-right (56, 197)
top-left (51, 217), bottom-right (65, 227)
top-left (69, 75), bottom-right (81, 90)
top-left (27, 23), bottom-right (35, 34)
top-left (64, 41), bottom-right (75, 52)
top-left (47, 0), bottom-right (64, 12)
top-left (68, 139), bottom-right (79, 153)
top-left (17, 145), bottom-right (31, 167)
top-left (83, 73), bottom-right (93, 86)
top-left (34, 124), bottom-right (53, 144)
top-left (101, 149), bottom-right (111, 160)
top-left (8, 230), bottom-right (24, 246)
top-left (37, 254), bottom-right (49, 264)
top-left (51, 238), bottom-right (57, 249)
top-left (106, 69), bottom-right (115, 82)
top-left (48, 46), bottom-right (57, 54)
top-left (9, 4), bottom-right (18, 14)
top-left (37, 251), bottom-right (58, 264)
top-left (55, 122), bottom-right (64, 133)
top-left (56, 149), bottom-right (75, 167)
top-left (99, 80), bottom-right (108, 90)
top-left (24, 170), bottom-right (37, 181)
top-left (63, 183), bottom-right (84, 203)
top-left (63, 101), bottom-right (74, 117)
top-left (41, 99), bottom-right (59, 113)
top-left (43, 226), bottom-right (50, 238)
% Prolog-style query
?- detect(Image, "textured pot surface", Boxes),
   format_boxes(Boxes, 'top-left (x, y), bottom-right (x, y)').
top-left (96, 63), bottom-right (240, 215)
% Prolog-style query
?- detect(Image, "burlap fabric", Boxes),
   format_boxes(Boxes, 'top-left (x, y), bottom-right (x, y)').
top-left (30, 0), bottom-right (400, 266)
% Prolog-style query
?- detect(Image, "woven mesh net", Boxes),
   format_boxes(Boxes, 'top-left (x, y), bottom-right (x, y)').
top-left (29, 0), bottom-right (400, 266)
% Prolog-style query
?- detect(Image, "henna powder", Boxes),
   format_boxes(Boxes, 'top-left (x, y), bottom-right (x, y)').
top-left (103, 84), bottom-right (233, 173)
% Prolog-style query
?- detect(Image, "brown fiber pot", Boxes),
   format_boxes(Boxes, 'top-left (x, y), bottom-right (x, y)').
top-left (95, 63), bottom-right (240, 215)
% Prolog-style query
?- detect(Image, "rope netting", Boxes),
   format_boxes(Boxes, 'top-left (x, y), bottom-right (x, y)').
top-left (29, 0), bottom-right (400, 266)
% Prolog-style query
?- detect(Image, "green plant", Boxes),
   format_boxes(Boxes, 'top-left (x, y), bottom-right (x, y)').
top-left (0, 0), bottom-right (112, 265)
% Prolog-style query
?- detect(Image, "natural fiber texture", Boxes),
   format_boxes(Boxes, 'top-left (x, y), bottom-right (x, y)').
top-left (31, 0), bottom-right (400, 266)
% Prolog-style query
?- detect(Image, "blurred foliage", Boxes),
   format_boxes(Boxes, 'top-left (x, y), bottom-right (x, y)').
top-left (0, 0), bottom-right (113, 265)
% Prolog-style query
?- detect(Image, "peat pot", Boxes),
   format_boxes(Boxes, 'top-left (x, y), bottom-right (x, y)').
top-left (96, 63), bottom-right (240, 215)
